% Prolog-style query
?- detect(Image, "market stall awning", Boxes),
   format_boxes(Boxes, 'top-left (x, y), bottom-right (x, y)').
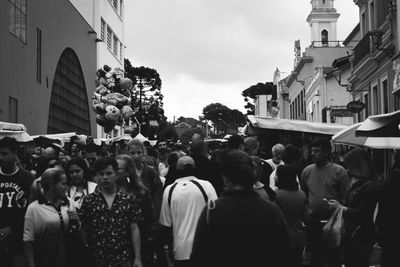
top-left (0, 121), bottom-right (33, 142)
top-left (31, 132), bottom-right (77, 146)
top-left (332, 122), bottom-right (400, 149)
top-left (356, 110), bottom-right (400, 137)
top-left (245, 116), bottom-right (346, 136)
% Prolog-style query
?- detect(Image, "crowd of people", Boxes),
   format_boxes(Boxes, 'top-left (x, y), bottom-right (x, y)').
top-left (0, 133), bottom-right (398, 267)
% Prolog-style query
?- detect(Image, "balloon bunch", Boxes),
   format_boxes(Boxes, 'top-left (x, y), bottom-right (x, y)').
top-left (92, 65), bottom-right (137, 133)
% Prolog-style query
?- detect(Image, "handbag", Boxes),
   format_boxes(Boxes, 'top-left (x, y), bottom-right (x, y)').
top-left (322, 206), bottom-right (345, 248)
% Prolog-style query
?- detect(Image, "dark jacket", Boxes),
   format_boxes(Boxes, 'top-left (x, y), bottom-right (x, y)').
top-left (377, 169), bottom-right (400, 267)
top-left (343, 178), bottom-right (381, 267)
top-left (191, 190), bottom-right (295, 267)
top-left (191, 154), bottom-right (224, 196)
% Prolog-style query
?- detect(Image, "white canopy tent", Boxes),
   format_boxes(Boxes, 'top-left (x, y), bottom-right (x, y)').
top-left (245, 116), bottom-right (346, 136)
top-left (31, 132), bottom-right (77, 147)
top-left (0, 121), bottom-right (33, 142)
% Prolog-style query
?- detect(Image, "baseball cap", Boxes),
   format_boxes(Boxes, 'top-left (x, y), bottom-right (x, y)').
top-left (176, 156), bottom-right (195, 170)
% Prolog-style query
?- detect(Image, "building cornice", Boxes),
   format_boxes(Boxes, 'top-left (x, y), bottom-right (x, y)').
top-left (286, 56), bottom-right (313, 87)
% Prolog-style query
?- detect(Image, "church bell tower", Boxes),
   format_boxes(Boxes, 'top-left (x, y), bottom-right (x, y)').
top-left (306, 0), bottom-right (340, 47)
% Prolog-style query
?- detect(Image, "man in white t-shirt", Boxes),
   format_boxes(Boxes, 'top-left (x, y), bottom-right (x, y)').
top-left (159, 156), bottom-right (217, 267)
top-left (262, 143), bottom-right (285, 191)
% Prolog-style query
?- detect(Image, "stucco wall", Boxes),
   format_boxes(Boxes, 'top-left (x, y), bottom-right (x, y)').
top-left (0, 0), bottom-right (97, 136)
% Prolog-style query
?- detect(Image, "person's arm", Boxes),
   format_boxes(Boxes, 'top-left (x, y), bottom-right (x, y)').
top-left (24, 241), bottom-right (35, 267)
top-left (0, 227), bottom-right (12, 245)
top-left (130, 222), bottom-right (143, 267)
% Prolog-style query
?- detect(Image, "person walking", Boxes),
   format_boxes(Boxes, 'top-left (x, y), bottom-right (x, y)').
top-left (159, 156), bottom-right (218, 267)
top-left (189, 140), bottom-right (223, 197)
top-left (261, 143), bottom-right (285, 191)
top-left (301, 138), bottom-right (350, 267)
top-left (23, 168), bottom-right (72, 267)
top-left (274, 165), bottom-right (308, 267)
top-left (191, 150), bottom-right (295, 267)
top-left (116, 154), bottom-right (158, 267)
top-left (0, 137), bottom-right (34, 267)
top-left (66, 157), bottom-right (97, 210)
top-left (243, 136), bottom-right (275, 201)
top-left (326, 148), bottom-right (381, 267)
top-left (376, 150), bottom-right (400, 267)
top-left (79, 157), bottom-right (143, 267)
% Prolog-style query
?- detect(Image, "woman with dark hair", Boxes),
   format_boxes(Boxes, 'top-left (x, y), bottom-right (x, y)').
top-left (23, 168), bottom-right (72, 267)
top-left (191, 150), bottom-right (294, 267)
top-left (66, 158), bottom-right (97, 209)
top-left (274, 165), bottom-right (308, 267)
top-left (116, 154), bottom-right (159, 267)
top-left (327, 148), bottom-right (381, 267)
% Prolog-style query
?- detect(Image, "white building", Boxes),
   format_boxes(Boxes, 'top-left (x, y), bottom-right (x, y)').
top-left (69, 0), bottom-right (125, 138)
top-left (276, 0), bottom-right (354, 124)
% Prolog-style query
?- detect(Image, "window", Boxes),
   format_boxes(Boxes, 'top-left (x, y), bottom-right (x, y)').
top-left (120, 43), bottom-right (123, 61)
top-left (107, 27), bottom-right (112, 49)
top-left (9, 97), bottom-right (18, 123)
top-left (394, 91), bottom-right (400, 110)
top-left (101, 18), bottom-right (106, 41)
top-left (369, 0), bottom-right (375, 30)
top-left (36, 28), bottom-right (42, 84)
top-left (361, 10), bottom-right (367, 36)
top-left (300, 90), bottom-right (304, 118)
top-left (364, 93), bottom-right (369, 118)
top-left (381, 79), bottom-right (388, 113)
top-left (119, 0), bottom-right (123, 17)
top-left (48, 48), bottom-right (91, 135)
top-left (372, 83), bottom-right (378, 114)
top-left (9, 0), bottom-right (27, 43)
top-left (290, 103), bottom-right (293, 119)
top-left (113, 35), bottom-right (118, 56)
top-left (321, 30), bottom-right (328, 46)
top-left (376, 0), bottom-right (388, 27)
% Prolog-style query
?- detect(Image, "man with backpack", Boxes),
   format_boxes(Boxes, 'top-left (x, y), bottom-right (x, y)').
top-left (159, 156), bottom-right (217, 267)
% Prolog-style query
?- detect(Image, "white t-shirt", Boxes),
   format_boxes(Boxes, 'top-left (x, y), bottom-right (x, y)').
top-left (159, 176), bottom-right (218, 260)
top-left (24, 200), bottom-right (69, 266)
top-left (265, 159), bottom-right (285, 191)
top-left (68, 181), bottom-right (97, 209)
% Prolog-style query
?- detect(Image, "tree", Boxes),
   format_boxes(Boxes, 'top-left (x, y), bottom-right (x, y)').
top-left (124, 59), bottom-right (164, 122)
top-left (124, 59), bottom-right (165, 137)
top-left (242, 82), bottom-right (276, 114)
top-left (202, 103), bottom-right (246, 136)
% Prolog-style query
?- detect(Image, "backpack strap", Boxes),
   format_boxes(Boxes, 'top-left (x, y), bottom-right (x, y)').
top-left (168, 182), bottom-right (179, 207)
top-left (206, 199), bottom-right (216, 225)
top-left (168, 180), bottom-right (208, 207)
top-left (190, 180), bottom-right (208, 203)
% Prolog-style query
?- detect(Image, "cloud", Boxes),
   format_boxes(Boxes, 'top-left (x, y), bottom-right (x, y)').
top-left (124, 0), bottom-right (359, 121)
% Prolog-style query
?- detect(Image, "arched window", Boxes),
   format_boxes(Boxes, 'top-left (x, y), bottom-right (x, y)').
top-left (321, 30), bottom-right (329, 46)
top-left (48, 48), bottom-right (91, 135)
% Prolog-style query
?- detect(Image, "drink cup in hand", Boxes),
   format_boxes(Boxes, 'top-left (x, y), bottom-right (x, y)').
top-left (67, 205), bottom-right (80, 233)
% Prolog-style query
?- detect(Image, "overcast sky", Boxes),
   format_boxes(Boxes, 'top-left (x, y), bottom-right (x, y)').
top-left (124, 0), bottom-right (359, 122)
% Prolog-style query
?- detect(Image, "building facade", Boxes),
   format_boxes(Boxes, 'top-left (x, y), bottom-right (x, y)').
top-left (276, 0), bottom-right (354, 124)
top-left (348, 0), bottom-right (399, 122)
top-left (0, 0), bottom-right (97, 136)
top-left (69, 0), bottom-right (125, 138)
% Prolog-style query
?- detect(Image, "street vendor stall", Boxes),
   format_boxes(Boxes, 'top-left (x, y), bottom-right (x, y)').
top-left (244, 115), bottom-right (346, 159)
top-left (0, 121), bottom-right (33, 142)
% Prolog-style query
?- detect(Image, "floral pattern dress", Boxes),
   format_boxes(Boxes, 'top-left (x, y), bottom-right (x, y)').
top-left (79, 188), bottom-right (141, 267)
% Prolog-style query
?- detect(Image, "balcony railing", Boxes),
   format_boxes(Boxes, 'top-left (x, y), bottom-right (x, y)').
top-left (310, 41), bottom-right (342, 48)
top-left (352, 32), bottom-right (375, 67)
